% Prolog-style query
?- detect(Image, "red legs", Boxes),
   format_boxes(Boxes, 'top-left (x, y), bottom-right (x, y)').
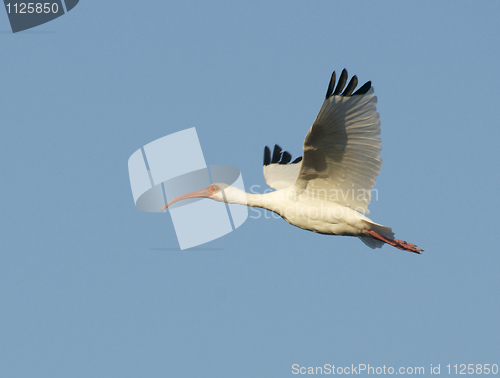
top-left (366, 230), bottom-right (423, 254)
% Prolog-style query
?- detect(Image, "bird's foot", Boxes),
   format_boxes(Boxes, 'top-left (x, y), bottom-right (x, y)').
top-left (366, 230), bottom-right (423, 254)
top-left (393, 239), bottom-right (423, 253)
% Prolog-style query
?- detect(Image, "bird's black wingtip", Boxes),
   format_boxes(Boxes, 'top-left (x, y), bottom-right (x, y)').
top-left (332, 69), bottom-right (348, 96)
top-left (325, 71), bottom-right (336, 100)
top-left (263, 146), bottom-right (271, 166)
top-left (263, 144), bottom-right (302, 166)
top-left (280, 151), bottom-right (291, 164)
top-left (271, 145), bottom-right (282, 164)
top-left (325, 69), bottom-right (371, 98)
top-left (352, 80), bottom-right (371, 96)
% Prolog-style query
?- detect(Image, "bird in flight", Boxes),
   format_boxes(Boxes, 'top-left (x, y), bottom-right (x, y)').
top-left (161, 69), bottom-right (422, 253)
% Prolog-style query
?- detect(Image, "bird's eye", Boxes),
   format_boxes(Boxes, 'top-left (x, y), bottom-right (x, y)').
top-left (212, 186), bottom-right (217, 192)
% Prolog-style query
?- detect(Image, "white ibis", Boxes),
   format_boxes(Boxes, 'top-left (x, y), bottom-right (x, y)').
top-left (161, 69), bottom-right (422, 253)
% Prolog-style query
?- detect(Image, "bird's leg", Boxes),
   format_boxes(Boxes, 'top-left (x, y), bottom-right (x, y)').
top-left (366, 230), bottom-right (423, 254)
top-left (394, 239), bottom-right (416, 248)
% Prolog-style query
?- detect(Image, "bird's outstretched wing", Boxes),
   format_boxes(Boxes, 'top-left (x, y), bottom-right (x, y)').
top-left (293, 69), bottom-right (382, 214)
top-left (263, 144), bottom-right (302, 190)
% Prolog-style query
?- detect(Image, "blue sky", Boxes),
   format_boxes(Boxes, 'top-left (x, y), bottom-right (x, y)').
top-left (1, 1), bottom-right (499, 377)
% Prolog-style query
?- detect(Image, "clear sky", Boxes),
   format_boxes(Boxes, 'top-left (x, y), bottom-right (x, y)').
top-left (1, 1), bottom-right (499, 377)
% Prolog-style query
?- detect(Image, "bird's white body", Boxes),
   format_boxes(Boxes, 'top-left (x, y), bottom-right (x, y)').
top-left (246, 189), bottom-right (370, 236)
top-left (216, 185), bottom-right (392, 249)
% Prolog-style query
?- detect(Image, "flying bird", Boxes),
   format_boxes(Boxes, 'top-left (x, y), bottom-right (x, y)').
top-left (161, 69), bottom-right (422, 253)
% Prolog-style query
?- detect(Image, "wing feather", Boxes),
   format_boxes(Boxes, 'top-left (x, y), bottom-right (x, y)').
top-left (294, 72), bottom-right (382, 214)
top-left (263, 144), bottom-right (302, 190)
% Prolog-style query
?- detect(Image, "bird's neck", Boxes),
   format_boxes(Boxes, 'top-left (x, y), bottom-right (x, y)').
top-left (243, 191), bottom-right (292, 213)
top-left (244, 193), bottom-right (268, 208)
top-left (223, 190), bottom-right (276, 210)
top-left (222, 188), bottom-right (294, 214)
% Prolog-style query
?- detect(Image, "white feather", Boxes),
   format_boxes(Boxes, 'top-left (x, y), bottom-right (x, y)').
top-left (263, 161), bottom-right (302, 190)
top-left (293, 88), bottom-right (382, 214)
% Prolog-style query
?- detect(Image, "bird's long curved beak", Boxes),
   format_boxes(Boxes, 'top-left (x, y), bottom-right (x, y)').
top-left (160, 187), bottom-right (212, 212)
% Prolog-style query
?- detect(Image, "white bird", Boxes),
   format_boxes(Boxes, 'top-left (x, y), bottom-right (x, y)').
top-left (161, 69), bottom-right (422, 253)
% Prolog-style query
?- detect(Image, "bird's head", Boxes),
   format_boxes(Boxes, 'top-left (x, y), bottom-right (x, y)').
top-left (160, 183), bottom-right (246, 212)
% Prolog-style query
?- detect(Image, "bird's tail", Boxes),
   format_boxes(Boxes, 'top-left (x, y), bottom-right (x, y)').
top-left (359, 221), bottom-right (423, 254)
top-left (357, 221), bottom-right (393, 249)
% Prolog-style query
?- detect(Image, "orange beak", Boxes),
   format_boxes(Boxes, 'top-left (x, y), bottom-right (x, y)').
top-left (160, 187), bottom-right (213, 212)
